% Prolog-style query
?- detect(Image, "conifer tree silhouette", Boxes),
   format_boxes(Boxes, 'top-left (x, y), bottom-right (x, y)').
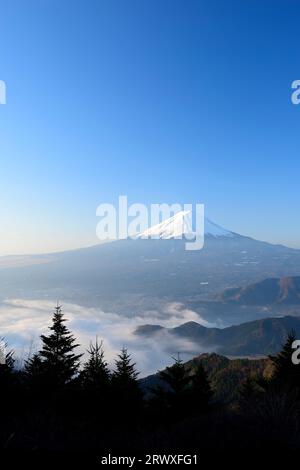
top-left (0, 339), bottom-right (19, 415)
top-left (154, 354), bottom-right (191, 417)
top-left (111, 347), bottom-right (142, 419)
top-left (39, 305), bottom-right (82, 389)
top-left (159, 354), bottom-right (190, 394)
top-left (189, 362), bottom-right (212, 410)
top-left (269, 330), bottom-right (300, 389)
top-left (237, 376), bottom-right (260, 412)
top-left (24, 353), bottom-right (45, 392)
top-left (0, 338), bottom-right (15, 385)
top-left (239, 376), bottom-right (256, 400)
top-left (112, 347), bottom-right (139, 387)
top-left (0, 338), bottom-right (14, 372)
top-left (81, 339), bottom-right (110, 389)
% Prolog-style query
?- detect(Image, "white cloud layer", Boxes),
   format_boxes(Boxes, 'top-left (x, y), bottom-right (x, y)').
top-left (0, 298), bottom-right (214, 376)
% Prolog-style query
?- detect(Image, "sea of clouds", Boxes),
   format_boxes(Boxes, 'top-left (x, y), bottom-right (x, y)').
top-left (0, 299), bottom-right (217, 376)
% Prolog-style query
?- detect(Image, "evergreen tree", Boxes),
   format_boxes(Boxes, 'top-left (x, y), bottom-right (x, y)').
top-left (24, 353), bottom-right (45, 392)
top-left (111, 347), bottom-right (142, 420)
top-left (154, 357), bottom-right (212, 416)
top-left (238, 376), bottom-right (260, 410)
top-left (112, 347), bottom-right (139, 387)
top-left (159, 355), bottom-right (190, 394)
top-left (0, 339), bottom-right (19, 414)
top-left (269, 331), bottom-right (300, 389)
top-left (153, 355), bottom-right (192, 417)
top-left (0, 338), bottom-right (15, 383)
top-left (39, 305), bottom-right (82, 389)
top-left (81, 339), bottom-right (110, 389)
top-left (189, 362), bottom-right (212, 410)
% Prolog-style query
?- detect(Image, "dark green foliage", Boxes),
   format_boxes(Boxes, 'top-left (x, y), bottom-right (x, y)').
top-left (239, 376), bottom-right (257, 400)
top-left (238, 376), bottom-right (262, 409)
top-left (0, 338), bottom-right (14, 371)
top-left (187, 353), bottom-right (270, 403)
top-left (39, 305), bottom-right (82, 389)
top-left (24, 353), bottom-right (45, 392)
top-left (0, 340), bottom-right (24, 422)
top-left (81, 339), bottom-right (110, 389)
top-left (188, 362), bottom-right (213, 410)
top-left (149, 355), bottom-right (191, 418)
top-left (269, 331), bottom-right (300, 389)
top-left (159, 355), bottom-right (190, 394)
top-left (111, 347), bottom-right (142, 420)
top-left (0, 339), bottom-right (15, 387)
top-left (112, 347), bottom-right (139, 387)
top-left (152, 356), bottom-right (212, 418)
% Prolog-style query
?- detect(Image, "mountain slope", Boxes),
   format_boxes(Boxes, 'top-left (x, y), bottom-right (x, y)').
top-left (0, 217), bottom-right (300, 321)
top-left (140, 352), bottom-right (272, 403)
top-left (221, 276), bottom-right (300, 305)
top-left (135, 315), bottom-right (300, 356)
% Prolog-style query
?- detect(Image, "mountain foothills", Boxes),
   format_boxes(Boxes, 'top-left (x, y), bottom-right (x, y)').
top-left (135, 315), bottom-right (300, 356)
top-left (140, 352), bottom-right (273, 403)
top-left (220, 276), bottom-right (300, 305)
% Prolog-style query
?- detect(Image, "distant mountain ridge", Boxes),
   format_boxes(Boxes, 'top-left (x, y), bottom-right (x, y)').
top-left (135, 315), bottom-right (300, 356)
top-left (221, 276), bottom-right (300, 305)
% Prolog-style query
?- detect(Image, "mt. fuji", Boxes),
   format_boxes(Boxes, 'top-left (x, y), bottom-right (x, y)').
top-left (137, 211), bottom-right (235, 240)
top-left (0, 215), bottom-right (300, 325)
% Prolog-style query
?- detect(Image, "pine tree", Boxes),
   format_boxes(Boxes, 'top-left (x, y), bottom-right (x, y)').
top-left (238, 376), bottom-right (260, 410)
top-left (269, 331), bottom-right (300, 389)
top-left (39, 305), bottom-right (82, 389)
top-left (81, 339), bottom-right (110, 390)
top-left (159, 355), bottom-right (190, 394)
top-left (0, 338), bottom-right (15, 383)
top-left (112, 347), bottom-right (139, 388)
top-left (0, 339), bottom-right (19, 415)
top-left (154, 357), bottom-right (212, 417)
top-left (24, 353), bottom-right (45, 392)
top-left (111, 347), bottom-right (141, 420)
top-left (152, 355), bottom-right (192, 418)
top-left (189, 362), bottom-right (212, 410)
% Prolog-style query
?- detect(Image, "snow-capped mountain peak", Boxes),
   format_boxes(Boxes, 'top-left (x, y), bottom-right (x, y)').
top-left (137, 210), bottom-right (235, 240)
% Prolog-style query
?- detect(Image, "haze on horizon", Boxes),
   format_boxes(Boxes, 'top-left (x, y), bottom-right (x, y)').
top-left (1, 0), bottom-right (300, 256)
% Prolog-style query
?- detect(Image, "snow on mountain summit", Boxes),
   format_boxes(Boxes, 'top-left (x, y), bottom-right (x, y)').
top-left (137, 210), bottom-right (192, 239)
top-left (137, 210), bottom-right (235, 240)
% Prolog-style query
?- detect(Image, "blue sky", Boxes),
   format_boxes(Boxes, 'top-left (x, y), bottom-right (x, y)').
top-left (1, 0), bottom-right (300, 255)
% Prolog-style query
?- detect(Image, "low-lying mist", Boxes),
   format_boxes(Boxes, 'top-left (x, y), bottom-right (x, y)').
top-left (0, 298), bottom-right (217, 376)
